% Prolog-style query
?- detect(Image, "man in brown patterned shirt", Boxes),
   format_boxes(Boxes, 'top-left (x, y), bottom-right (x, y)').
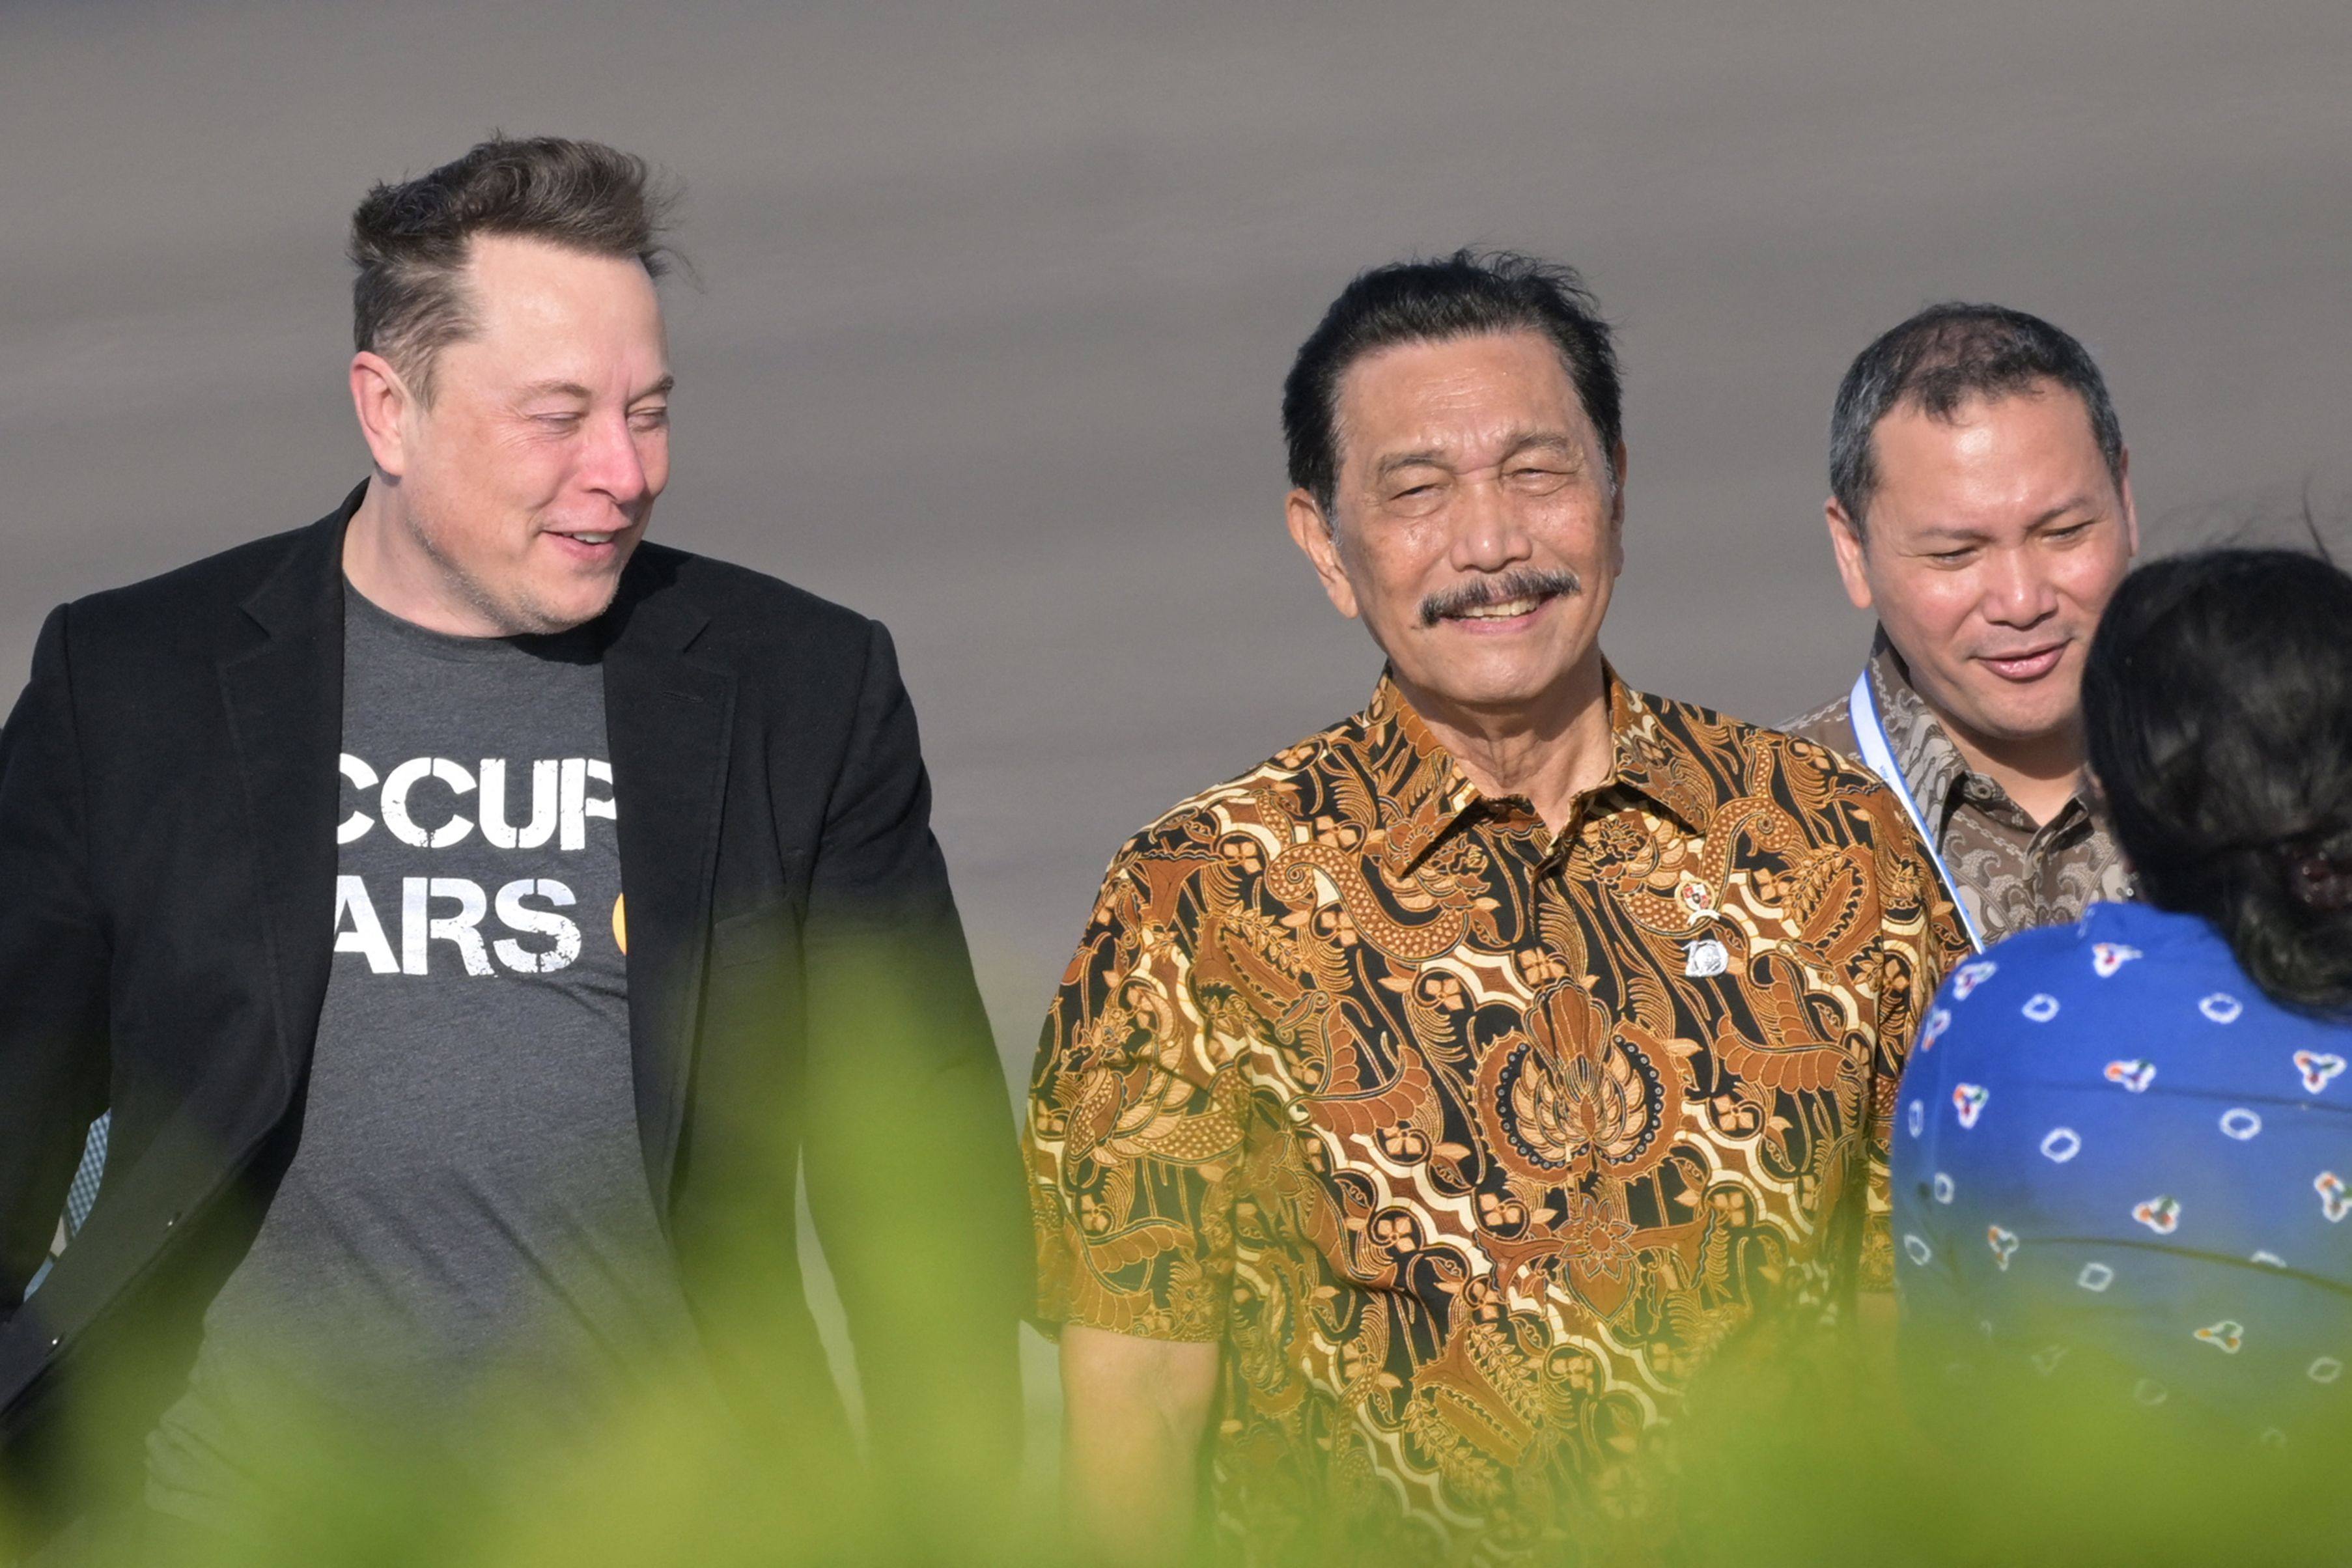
top-left (1785, 304), bottom-right (2136, 948)
top-left (1027, 253), bottom-right (1968, 1564)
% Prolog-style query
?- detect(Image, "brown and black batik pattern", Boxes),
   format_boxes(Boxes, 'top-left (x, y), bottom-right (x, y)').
top-left (1026, 671), bottom-right (1967, 1560)
top-left (1785, 633), bottom-right (2134, 947)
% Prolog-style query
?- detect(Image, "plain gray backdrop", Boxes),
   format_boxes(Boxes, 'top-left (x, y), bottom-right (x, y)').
top-left (5, 0), bottom-right (2348, 1464)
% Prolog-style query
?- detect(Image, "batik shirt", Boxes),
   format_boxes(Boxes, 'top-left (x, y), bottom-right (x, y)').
top-left (1028, 671), bottom-right (1968, 1561)
top-left (1784, 633), bottom-right (2132, 947)
top-left (1896, 901), bottom-right (2352, 1450)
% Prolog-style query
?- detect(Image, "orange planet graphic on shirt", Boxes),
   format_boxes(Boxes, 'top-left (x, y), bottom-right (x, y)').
top-left (612, 894), bottom-right (628, 955)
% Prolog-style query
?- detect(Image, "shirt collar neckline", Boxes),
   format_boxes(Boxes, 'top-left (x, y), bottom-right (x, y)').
top-left (1866, 628), bottom-right (2097, 835)
top-left (1362, 664), bottom-right (1718, 873)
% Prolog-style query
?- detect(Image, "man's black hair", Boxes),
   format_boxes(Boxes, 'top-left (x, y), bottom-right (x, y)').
top-left (1281, 250), bottom-right (1621, 516)
top-left (2083, 546), bottom-right (2352, 1012)
top-left (1829, 303), bottom-right (2123, 531)
top-left (350, 135), bottom-right (677, 402)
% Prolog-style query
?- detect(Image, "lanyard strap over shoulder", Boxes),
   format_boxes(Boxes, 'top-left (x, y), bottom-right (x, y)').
top-left (1846, 670), bottom-right (1987, 953)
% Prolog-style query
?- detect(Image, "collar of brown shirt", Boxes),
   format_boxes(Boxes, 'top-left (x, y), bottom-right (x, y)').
top-left (1864, 632), bottom-right (2082, 843)
top-left (1371, 662), bottom-right (1720, 877)
top-left (1806, 630), bottom-right (2135, 945)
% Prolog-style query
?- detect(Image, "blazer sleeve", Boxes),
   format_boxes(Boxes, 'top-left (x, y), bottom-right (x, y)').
top-left (797, 619), bottom-right (1030, 1505)
top-left (0, 608), bottom-right (112, 1313)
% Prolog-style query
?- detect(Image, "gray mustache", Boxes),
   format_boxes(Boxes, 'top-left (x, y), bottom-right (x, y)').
top-left (1420, 568), bottom-right (1582, 627)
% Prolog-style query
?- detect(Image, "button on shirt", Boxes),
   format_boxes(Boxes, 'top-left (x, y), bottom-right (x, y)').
top-left (1027, 671), bottom-right (1968, 1558)
top-left (1784, 633), bottom-right (2133, 947)
top-left (1895, 901), bottom-right (2352, 1449)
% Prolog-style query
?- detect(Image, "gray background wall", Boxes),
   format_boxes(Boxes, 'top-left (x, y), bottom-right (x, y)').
top-left (6, 0), bottom-right (2348, 1461)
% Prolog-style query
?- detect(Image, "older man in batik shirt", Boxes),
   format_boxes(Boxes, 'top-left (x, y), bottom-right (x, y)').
top-left (1787, 303), bottom-right (2138, 947)
top-left (1027, 253), bottom-right (1969, 1565)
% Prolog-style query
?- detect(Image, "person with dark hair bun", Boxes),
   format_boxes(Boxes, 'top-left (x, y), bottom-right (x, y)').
top-left (1892, 546), bottom-right (2352, 1463)
top-left (2080, 548), bottom-right (2352, 1008)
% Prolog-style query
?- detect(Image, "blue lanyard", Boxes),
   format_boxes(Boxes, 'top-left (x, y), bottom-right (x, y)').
top-left (1846, 670), bottom-right (1988, 953)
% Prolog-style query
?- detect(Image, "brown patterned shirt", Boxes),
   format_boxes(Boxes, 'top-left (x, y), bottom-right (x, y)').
top-left (1026, 670), bottom-right (1967, 1560)
top-left (1784, 632), bottom-right (2133, 948)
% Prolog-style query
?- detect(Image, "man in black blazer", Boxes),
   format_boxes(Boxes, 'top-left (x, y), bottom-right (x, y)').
top-left (0, 136), bottom-right (1026, 1550)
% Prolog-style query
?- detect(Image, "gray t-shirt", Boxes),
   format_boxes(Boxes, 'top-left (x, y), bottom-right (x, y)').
top-left (147, 583), bottom-right (703, 1526)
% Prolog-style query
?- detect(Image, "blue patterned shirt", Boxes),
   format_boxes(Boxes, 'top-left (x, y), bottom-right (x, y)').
top-left (1894, 901), bottom-right (2351, 1449)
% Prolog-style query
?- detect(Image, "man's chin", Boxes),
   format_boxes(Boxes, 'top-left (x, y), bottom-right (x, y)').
top-left (1942, 686), bottom-right (2083, 751)
top-left (1393, 658), bottom-right (1593, 718)
top-left (500, 579), bottom-right (621, 636)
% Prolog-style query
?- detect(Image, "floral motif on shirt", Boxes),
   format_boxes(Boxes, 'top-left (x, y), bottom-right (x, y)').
top-left (1028, 671), bottom-right (1966, 1558)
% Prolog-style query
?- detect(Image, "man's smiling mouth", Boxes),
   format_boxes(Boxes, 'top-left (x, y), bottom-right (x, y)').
top-left (544, 527), bottom-right (626, 554)
top-left (1421, 568), bottom-right (1582, 627)
top-left (1978, 642), bottom-right (2067, 681)
top-left (1452, 595), bottom-right (1547, 621)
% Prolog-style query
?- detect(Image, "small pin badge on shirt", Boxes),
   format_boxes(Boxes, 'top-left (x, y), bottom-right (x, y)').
top-left (1685, 938), bottom-right (1729, 978)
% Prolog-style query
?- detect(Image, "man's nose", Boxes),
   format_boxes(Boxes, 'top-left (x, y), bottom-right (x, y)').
top-left (1449, 475), bottom-right (1533, 574)
top-left (579, 411), bottom-right (653, 503)
top-left (1981, 545), bottom-right (2059, 627)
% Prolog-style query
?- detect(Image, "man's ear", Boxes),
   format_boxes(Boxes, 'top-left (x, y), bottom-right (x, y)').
top-left (350, 351), bottom-right (415, 477)
top-left (1285, 490), bottom-right (1360, 621)
top-left (1826, 497), bottom-right (1874, 612)
top-left (1607, 440), bottom-right (1629, 577)
top-left (2116, 446), bottom-right (2139, 558)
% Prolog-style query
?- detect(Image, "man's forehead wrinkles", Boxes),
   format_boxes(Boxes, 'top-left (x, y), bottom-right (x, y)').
top-left (496, 369), bottom-right (673, 404)
top-left (2024, 496), bottom-right (2105, 527)
top-left (1375, 447), bottom-right (1449, 477)
top-left (1369, 428), bottom-right (1583, 477)
top-left (1884, 487), bottom-right (2108, 542)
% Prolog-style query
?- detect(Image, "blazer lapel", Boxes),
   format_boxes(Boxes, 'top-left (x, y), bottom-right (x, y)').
top-left (216, 490), bottom-right (358, 1091)
top-left (600, 557), bottom-right (736, 1215)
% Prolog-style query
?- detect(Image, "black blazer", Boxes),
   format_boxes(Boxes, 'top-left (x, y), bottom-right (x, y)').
top-left (0, 488), bottom-right (1028, 1517)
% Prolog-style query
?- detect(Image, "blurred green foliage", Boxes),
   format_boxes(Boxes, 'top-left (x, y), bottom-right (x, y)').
top-left (10, 1298), bottom-right (2341, 1566)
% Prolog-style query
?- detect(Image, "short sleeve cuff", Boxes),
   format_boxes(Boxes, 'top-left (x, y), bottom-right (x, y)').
top-left (1030, 1220), bottom-right (1229, 1344)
